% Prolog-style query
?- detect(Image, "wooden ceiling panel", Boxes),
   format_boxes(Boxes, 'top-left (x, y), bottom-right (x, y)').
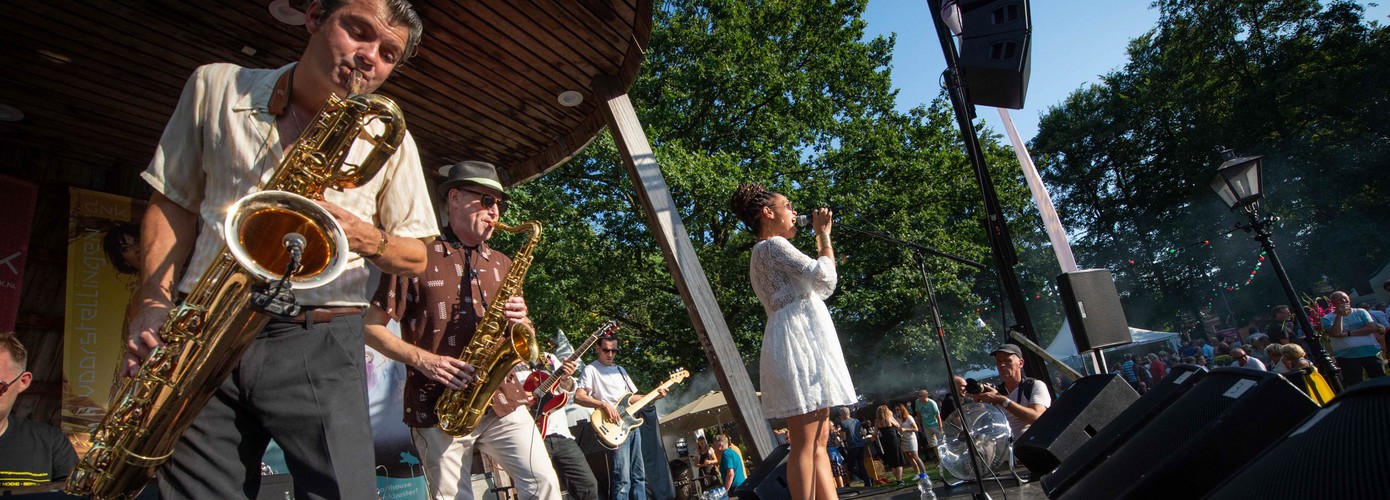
top-left (0, 0), bottom-right (652, 188)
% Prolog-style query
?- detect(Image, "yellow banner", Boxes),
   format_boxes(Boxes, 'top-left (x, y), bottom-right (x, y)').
top-left (63, 188), bottom-right (145, 456)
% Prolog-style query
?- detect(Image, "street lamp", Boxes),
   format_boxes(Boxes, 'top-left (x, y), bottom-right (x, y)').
top-left (1209, 148), bottom-right (1342, 393)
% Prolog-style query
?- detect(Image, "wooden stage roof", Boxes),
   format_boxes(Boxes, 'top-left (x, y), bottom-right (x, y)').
top-left (0, 0), bottom-right (653, 187)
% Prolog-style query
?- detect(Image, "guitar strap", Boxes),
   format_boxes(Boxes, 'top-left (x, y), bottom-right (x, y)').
top-left (617, 366), bottom-right (637, 393)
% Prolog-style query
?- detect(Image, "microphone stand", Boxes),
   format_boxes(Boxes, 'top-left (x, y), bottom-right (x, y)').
top-left (833, 223), bottom-right (994, 500)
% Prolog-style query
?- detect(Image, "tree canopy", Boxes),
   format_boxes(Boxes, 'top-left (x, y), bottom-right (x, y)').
top-left (1031, 0), bottom-right (1390, 332)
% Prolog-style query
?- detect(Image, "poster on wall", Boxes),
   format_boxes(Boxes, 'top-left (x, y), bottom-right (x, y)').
top-left (368, 319), bottom-right (428, 499)
top-left (0, 175), bottom-right (38, 332)
top-left (62, 188), bottom-right (146, 456)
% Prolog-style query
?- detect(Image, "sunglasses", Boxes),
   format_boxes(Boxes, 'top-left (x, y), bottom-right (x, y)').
top-left (463, 189), bottom-right (510, 214)
top-left (599, 348), bottom-right (619, 354)
top-left (0, 372), bottom-right (23, 398)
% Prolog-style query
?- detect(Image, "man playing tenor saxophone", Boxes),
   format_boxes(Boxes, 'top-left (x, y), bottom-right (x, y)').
top-left (365, 160), bottom-right (561, 500)
top-left (125, 1), bottom-right (436, 497)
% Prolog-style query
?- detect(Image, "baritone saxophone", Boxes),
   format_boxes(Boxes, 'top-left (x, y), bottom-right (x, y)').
top-left (66, 89), bottom-right (407, 500)
top-left (434, 220), bottom-right (542, 436)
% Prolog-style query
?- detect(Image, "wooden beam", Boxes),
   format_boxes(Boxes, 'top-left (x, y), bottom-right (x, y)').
top-left (597, 81), bottom-right (774, 459)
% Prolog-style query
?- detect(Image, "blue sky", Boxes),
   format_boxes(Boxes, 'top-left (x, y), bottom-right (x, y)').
top-left (862, 0), bottom-right (1390, 142)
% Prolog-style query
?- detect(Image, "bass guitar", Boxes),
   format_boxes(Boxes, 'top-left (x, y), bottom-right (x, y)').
top-left (590, 368), bottom-right (690, 449)
top-left (524, 319), bottom-right (620, 435)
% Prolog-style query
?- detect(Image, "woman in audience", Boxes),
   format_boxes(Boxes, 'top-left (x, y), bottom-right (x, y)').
top-left (894, 404), bottom-right (925, 477)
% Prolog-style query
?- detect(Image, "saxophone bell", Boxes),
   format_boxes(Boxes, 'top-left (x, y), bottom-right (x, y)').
top-left (224, 191), bottom-right (350, 289)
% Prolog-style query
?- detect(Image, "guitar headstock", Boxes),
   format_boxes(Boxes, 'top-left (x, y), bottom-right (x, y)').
top-left (668, 368), bottom-right (690, 384)
top-left (594, 319), bottom-right (621, 339)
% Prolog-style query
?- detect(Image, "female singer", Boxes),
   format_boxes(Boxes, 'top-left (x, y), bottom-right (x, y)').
top-left (731, 183), bottom-right (857, 499)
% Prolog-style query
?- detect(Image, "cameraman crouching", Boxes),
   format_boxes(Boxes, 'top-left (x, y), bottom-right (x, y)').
top-left (969, 344), bottom-right (1051, 437)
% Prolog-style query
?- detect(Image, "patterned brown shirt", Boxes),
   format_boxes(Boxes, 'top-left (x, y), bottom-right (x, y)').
top-left (371, 232), bottom-right (513, 427)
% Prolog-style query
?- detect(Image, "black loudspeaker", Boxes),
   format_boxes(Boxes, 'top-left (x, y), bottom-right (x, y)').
top-left (1206, 376), bottom-right (1390, 500)
top-left (1056, 269), bottom-right (1131, 352)
top-left (257, 473), bottom-right (294, 500)
top-left (1055, 368), bottom-right (1319, 500)
top-left (1041, 364), bottom-right (1207, 496)
top-left (1013, 374), bottom-right (1138, 476)
top-left (957, 0), bottom-right (1032, 109)
top-left (730, 443), bottom-right (791, 500)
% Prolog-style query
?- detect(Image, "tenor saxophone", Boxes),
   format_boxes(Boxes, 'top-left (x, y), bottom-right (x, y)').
top-left (434, 220), bottom-right (542, 436)
top-left (67, 91), bottom-right (407, 499)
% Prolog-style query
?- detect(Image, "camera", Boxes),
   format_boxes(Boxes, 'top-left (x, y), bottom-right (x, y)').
top-left (965, 378), bottom-right (983, 394)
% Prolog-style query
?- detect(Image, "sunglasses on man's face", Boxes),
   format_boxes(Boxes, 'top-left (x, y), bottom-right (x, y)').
top-left (599, 348), bottom-right (619, 354)
top-left (463, 190), bottom-right (509, 214)
top-left (0, 372), bottom-right (23, 398)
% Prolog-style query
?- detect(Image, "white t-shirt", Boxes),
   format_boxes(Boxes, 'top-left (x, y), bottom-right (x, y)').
top-left (577, 361), bottom-right (636, 406)
top-left (1005, 379), bottom-right (1051, 438)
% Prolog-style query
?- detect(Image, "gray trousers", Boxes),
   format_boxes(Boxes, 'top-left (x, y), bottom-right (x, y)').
top-left (158, 315), bottom-right (377, 499)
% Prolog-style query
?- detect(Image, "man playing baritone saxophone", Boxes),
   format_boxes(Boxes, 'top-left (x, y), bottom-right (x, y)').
top-left (125, 1), bottom-right (435, 498)
top-left (365, 161), bottom-right (561, 500)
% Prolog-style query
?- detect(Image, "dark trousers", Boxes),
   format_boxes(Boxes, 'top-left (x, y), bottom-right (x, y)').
top-left (546, 434), bottom-right (600, 500)
top-left (1336, 355), bottom-right (1386, 387)
top-left (158, 316), bottom-right (376, 499)
top-left (845, 446), bottom-right (869, 485)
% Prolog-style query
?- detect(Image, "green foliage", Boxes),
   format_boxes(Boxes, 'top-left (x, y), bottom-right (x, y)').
top-left (1031, 0), bottom-right (1390, 331)
top-left (504, 0), bottom-right (1051, 396)
top-left (1213, 354), bottom-right (1235, 367)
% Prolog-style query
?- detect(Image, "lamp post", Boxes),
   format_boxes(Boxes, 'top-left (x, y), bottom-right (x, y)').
top-left (1209, 148), bottom-right (1343, 393)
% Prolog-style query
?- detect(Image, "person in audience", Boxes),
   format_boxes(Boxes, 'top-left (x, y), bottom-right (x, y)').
top-left (1280, 343), bottom-right (1313, 372)
top-left (714, 434), bottom-right (745, 492)
top-left (1322, 290), bottom-right (1386, 387)
top-left (1147, 353), bottom-right (1167, 382)
top-left (1230, 347), bottom-right (1266, 371)
top-left (1266, 344), bottom-right (1288, 374)
top-left (894, 405), bottom-right (925, 477)
top-left (834, 406), bottom-right (870, 488)
top-left (973, 345), bottom-right (1051, 438)
top-left (1264, 305), bottom-right (1298, 345)
top-left (0, 333), bottom-right (78, 489)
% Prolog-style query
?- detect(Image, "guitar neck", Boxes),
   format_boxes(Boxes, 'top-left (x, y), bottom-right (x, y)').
top-left (624, 377), bottom-right (681, 417)
top-left (539, 330), bottom-right (606, 394)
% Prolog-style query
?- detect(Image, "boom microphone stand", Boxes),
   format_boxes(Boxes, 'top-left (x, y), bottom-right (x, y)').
top-left (836, 223), bottom-right (994, 500)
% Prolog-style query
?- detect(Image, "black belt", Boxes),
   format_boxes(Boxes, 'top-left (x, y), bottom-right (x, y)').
top-left (287, 306), bottom-right (365, 327)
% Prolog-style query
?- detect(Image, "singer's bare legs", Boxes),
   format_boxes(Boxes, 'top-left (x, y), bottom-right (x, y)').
top-left (787, 407), bottom-right (837, 500)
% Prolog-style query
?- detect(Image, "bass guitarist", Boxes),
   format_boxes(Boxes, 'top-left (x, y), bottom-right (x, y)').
top-left (574, 335), bottom-right (666, 500)
top-left (522, 352), bottom-right (599, 500)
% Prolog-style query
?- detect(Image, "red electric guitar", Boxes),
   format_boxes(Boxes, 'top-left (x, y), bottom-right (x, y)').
top-left (524, 319), bottom-right (620, 435)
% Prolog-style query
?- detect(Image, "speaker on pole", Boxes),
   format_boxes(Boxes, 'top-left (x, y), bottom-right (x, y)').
top-left (1040, 364), bottom-right (1207, 496)
top-left (1056, 269), bottom-right (1132, 352)
top-left (1206, 376), bottom-right (1390, 500)
top-left (955, 0), bottom-right (1032, 109)
top-left (1055, 368), bottom-right (1319, 500)
top-left (1013, 374), bottom-right (1138, 476)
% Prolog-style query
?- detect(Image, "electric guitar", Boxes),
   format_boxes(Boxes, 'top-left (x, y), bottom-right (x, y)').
top-left (524, 319), bottom-right (620, 435)
top-left (590, 368), bottom-right (690, 449)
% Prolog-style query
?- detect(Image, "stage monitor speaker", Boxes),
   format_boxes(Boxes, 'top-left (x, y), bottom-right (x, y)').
top-left (956, 0), bottom-right (1031, 109)
top-left (1013, 373), bottom-right (1137, 476)
top-left (1206, 376), bottom-right (1390, 500)
top-left (730, 443), bottom-right (791, 500)
top-left (1056, 269), bottom-right (1131, 352)
top-left (1040, 364), bottom-right (1208, 496)
top-left (1055, 368), bottom-right (1319, 500)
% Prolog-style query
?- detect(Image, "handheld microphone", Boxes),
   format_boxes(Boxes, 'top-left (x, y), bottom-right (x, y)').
top-left (796, 214), bottom-right (811, 227)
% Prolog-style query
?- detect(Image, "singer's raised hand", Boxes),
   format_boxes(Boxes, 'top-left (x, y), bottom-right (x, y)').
top-left (813, 208), bottom-right (833, 235)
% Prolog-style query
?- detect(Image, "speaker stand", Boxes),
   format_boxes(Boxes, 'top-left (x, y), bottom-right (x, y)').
top-left (835, 224), bottom-right (994, 500)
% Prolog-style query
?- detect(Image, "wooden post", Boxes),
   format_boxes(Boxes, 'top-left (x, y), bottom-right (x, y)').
top-left (597, 83), bottom-right (775, 459)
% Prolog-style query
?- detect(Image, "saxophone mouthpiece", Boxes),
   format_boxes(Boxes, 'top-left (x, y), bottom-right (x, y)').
top-left (349, 69), bottom-right (365, 96)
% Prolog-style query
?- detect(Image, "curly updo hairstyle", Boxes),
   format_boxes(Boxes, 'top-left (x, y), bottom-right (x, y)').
top-left (730, 183), bottom-right (778, 233)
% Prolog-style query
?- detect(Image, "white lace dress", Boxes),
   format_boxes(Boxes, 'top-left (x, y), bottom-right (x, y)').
top-left (751, 236), bottom-right (858, 418)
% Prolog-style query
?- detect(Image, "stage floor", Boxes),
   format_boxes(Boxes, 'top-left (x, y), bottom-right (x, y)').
top-left (842, 478), bottom-right (1046, 500)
